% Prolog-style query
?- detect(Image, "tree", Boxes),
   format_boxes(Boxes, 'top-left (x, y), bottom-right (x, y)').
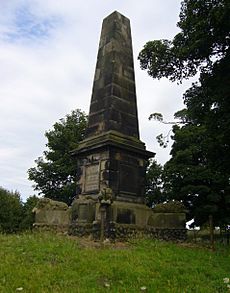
top-left (138, 0), bottom-right (230, 82)
top-left (145, 159), bottom-right (166, 207)
top-left (20, 195), bottom-right (40, 230)
top-left (0, 187), bottom-right (23, 233)
top-left (163, 123), bottom-right (230, 227)
top-left (139, 0), bottom-right (230, 227)
top-left (28, 109), bottom-right (87, 205)
top-left (0, 187), bottom-right (40, 233)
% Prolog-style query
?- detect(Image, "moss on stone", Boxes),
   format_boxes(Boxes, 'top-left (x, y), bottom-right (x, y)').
top-left (35, 198), bottom-right (68, 211)
top-left (152, 201), bottom-right (186, 213)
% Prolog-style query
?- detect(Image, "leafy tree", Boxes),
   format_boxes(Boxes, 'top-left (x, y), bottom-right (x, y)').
top-left (139, 0), bottom-right (230, 227)
top-left (0, 188), bottom-right (40, 233)
top-left (138, 0), bottom-right (230, 82)
top-left (0, 187), bottom-right (23, 233)
top-left (163, 124), bottom-right (230, 226)
top-left (145, 159), bottom-right (166, 207)
top-left (20, 195), bottom-right (40, 230)
top-left (28, 109), bottom-right (87, 205)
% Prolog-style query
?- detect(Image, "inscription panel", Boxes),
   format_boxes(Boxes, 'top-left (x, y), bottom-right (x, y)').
top-left (84, 164), bottom-right (99, 192)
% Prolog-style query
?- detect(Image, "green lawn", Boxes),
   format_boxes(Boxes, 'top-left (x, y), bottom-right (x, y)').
top-left (0, 232), bottom-right (229, 292)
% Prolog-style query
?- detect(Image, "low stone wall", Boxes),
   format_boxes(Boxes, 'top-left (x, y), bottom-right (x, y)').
top-left (69, 223), bottom-right (96, 237)
top-left (69, 221), bottom-right (187, 241)
top-left (33, 223), bottom-right (69, 233)
top-left (110, 223), bottom-right (187, 241)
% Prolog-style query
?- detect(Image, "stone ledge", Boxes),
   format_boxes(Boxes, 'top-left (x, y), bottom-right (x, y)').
top-left (72, 130), bottom-right (154, 158)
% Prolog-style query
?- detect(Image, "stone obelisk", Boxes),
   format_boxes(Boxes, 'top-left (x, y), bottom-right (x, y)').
top-left (72, 11), bottom-right (154, 228)
top-left (86, 11), bottom-right (139, 139)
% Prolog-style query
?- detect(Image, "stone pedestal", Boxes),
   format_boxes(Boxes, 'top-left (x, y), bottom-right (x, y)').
top-left (74, 131), bottom-right (153, 203)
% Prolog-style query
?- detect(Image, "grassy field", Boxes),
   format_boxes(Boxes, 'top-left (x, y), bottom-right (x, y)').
top-left (0, 232), bottom-right (230, 292)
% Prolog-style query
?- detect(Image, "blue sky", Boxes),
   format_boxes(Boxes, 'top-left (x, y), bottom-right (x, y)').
top-left (9, 7), bottom-right (55, 40)
top-left (0, 1), bottom-right (195, 200)
top-left (2, 3), bottom-right (61, 43)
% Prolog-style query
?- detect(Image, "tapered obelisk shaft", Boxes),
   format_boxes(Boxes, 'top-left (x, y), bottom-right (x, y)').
top-left (86, 11), bottom-right (139, 139)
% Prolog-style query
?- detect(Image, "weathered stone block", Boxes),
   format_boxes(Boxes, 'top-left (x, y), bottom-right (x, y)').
top-left (33, 198), bottom-right (70, 228)
top-left (71, 197), bottom-right (96, 223)
top-left (147, 213), bottom-right (186, 229)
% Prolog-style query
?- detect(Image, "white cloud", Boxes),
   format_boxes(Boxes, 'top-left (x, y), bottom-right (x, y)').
top-left (0, 1), bottom-right (195, 200)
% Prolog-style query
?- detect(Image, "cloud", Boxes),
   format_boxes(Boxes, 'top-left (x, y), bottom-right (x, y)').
top-left (6, 8), bottom-right (58, 42)
top-left (0, 2), bottom-right (61, 44)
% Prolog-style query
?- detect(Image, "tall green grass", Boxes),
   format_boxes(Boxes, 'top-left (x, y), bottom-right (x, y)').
top-left (0, 232), bottom-right (229, 292)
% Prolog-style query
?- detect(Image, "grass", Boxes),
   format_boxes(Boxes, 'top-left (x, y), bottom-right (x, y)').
top-left (0, 232), bottom-right (230, 292)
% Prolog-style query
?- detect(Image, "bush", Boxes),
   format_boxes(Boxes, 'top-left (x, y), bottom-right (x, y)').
top-left (0, 187), bottom-right (40, 233)
top-left (0, 187), bottom-right (23, 233)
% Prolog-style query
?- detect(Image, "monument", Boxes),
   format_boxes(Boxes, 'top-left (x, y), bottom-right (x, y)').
top-left (75, 11), bottom-right (154, 197)
top-left (71, 11), bottom-right (154, 236)
top-left (33, 11), bottom-right (186, 240)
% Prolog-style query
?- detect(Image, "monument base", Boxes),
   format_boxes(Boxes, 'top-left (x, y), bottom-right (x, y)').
top-left (69, 199), bottom-right (187, 241)
top-left (33, 198), bottom-right (187, 241)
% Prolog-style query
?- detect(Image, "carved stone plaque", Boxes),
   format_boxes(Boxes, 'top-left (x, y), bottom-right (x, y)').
top-left (84, 164), bottom-right (99, 192)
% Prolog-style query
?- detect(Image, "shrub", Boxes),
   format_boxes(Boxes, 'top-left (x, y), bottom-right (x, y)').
top-left (0, 187), bottom-right (23, 233)
top-left (0, 187), bottom-right (40, 233)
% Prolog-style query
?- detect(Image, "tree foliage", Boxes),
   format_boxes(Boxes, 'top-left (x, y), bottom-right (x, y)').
top-left (164, 124), bottom-right (230, 226)
top-left (20, 195), bottom-right (39, 230)
top-left (138, 0), bottom-right (230, 82)
top-left (0, 187), bottom-right (23, 233)
top-left (139, 0), bottom-right (230, 226)
top-left (28, 109), bottom-right (87, 205)
top-left (145, 159), bottom-right (166, 207)
top-left (0, 187), bottom-right (39, 233)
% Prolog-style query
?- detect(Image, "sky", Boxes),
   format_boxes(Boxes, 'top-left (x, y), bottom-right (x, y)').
top-left (0, 0), bottom-right (195, 201)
